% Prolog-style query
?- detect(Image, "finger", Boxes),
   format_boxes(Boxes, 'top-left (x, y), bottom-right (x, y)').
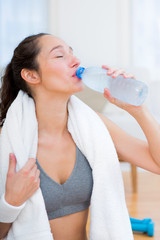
top-left (28, 165), bottom-right (38, 178)
top-left (123, 73), bottom-right (136, 79)
top-left (102, 65), bottom-right (119, 75)
top-left (104, 88), bottom-right (131, 108)
top-left (104, 88), bottom-right (113, 102)
top-left (35, 178), bottom-right (40, 190)
top-left (32, 169), bottom-right (40, 190)
top-left (104, 88), bottom-right (120, 105)
top-left (102, 65), bottom-right (109, 70)
top-left (104, 90), bottom-right (119, 105)
top-left (23, 158), bottom-right (36, 172)
top-left (8, 153), bottom-right (16, 175)
top-left (35, 169), bottom-right (40, 181)
top-left (103, 88), bottom-right (111, 98)
top-left (112, 69), bottom-right (126, 78)
top-left (106, 67), bottom-right (118, 75)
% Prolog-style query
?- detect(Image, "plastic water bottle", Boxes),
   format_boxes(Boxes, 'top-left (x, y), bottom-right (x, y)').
top-left (76, 66), bottom-right (148, 106)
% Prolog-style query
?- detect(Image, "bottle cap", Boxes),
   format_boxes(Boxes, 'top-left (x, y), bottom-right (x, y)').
top-left (76, 67), bottom-right (85, 79)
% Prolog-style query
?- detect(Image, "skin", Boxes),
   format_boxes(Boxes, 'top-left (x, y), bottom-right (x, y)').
top-left (0, 35), bottom-right (160, 240)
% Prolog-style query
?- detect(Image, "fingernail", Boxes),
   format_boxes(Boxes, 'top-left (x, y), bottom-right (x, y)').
top-left (9, 153), bottom-right (14, 159)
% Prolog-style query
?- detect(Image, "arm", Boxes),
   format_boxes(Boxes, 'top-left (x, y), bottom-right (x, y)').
top-left (0, 128), bottom-right (11, 239)
top-left (0, 222), bottom-right (12, 239)
top-left (97, 111), bottom-right (160, 174)
top-left (97, 66), bottom-right (160, 174)
top-left (128, 105), bottom-right (160, 168)
top-left (0, 127), bottom-right (11, 239)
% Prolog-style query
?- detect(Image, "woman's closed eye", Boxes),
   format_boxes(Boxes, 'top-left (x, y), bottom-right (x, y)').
top-left (53, 51), bottom-right (73, 59)
top-left (56, 55), bottom-right (63, 58)
top-left (52, 51), bottom-right (64, 58)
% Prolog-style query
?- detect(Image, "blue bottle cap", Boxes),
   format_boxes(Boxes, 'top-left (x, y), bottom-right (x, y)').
top-left (76, 67), bottom-right (85, 79)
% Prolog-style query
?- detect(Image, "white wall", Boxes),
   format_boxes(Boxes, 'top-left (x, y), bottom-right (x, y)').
top-left (49, 0), bottom-right (131, 68)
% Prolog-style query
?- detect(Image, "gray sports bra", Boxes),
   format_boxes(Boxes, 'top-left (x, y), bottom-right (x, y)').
top-left (36, 146), bottom-right (93, 220)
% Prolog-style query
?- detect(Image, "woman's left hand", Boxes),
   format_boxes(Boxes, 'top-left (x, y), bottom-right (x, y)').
top-left (102, 65), bottom-right (143, 114)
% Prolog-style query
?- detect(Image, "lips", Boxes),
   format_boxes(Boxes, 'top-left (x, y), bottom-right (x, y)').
top-left (72, 71), bottom-right (77, 77)
top-left (72, 67), bottom-right (79, 77)
top-left (72, 73), bottom-right (76, 77)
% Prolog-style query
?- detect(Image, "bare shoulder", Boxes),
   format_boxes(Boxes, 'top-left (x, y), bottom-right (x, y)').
top-left (95, 111), bottom-right (132, 148)
top-left (96, 112), bottom-right (120, 133)
top-left (96, 112), bottom-right (110, 123)
top-left (0, 128), bottom-right (1, 134)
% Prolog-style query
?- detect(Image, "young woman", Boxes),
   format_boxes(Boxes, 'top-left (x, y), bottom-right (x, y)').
top-left (0, 33), bottom-right (160, 240)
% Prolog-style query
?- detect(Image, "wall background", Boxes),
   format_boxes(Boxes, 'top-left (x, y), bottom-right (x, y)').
top-left (49, 0), bottom-right (131, 68)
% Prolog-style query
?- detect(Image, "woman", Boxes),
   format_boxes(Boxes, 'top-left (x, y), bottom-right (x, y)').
top-left (0, 33), bottom-right (160, 240)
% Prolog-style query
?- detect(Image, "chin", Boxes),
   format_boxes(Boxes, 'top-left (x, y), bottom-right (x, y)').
top-left (73, 83), bottom-right (84, 93)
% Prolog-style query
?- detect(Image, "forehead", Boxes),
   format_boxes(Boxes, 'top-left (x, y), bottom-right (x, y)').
top-left (38, 35), bottom-right (69, 53)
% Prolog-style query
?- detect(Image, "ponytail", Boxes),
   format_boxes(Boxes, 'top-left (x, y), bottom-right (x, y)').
top-left (0, 33), bottom-right (49, 127)
top-left (0, 62), bottom-right (19, 127)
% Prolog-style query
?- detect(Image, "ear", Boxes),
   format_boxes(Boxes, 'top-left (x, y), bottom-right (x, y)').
top-left (21, 69), bottom-right (40, 85)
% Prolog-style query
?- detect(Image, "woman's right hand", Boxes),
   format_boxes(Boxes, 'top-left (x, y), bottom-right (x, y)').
top-left (5, 153), bottom-right (40, 206)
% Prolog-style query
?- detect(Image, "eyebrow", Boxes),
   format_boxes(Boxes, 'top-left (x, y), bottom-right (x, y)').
top-left (49, 45), bottom-right (73, 53)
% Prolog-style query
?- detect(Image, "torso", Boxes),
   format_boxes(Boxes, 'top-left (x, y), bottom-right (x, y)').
top-left (49, 209), bottom-right (89, 240)
top-left (36, 130), bottom-right (89, 240)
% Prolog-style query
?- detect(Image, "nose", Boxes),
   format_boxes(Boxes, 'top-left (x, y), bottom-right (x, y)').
top-left (70, 55), bottom-right (80, 69)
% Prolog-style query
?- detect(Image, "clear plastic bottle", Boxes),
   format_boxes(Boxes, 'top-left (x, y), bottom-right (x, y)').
top-left (76, 66), bottom-right (148, 106)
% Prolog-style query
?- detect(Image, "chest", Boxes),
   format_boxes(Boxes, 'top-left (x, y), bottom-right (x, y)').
top-left (37, 142), bottom-right (93, 220)
top-left (36, 134), bottom-right (76, 185)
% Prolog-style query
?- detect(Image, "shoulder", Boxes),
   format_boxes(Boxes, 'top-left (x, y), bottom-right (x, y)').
top-left (96, 112), bottom-right (119, 133)
top-left (95, 111), bottom-right (128, 146)
top-left (96, 112), bottom-right (109, 123)
top-left (0, 128), bottom-right (1, 134)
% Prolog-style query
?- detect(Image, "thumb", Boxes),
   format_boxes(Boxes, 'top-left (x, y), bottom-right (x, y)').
top-left (104, 88), bottom-right (112, 100)
top-left (8, 153), bottom-right (17, 175)
top-left (104, 88), bottom-right (119, 105)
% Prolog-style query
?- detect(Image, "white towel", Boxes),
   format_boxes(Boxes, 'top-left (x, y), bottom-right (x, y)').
top-left (0, 90), bottom-right (133, 240)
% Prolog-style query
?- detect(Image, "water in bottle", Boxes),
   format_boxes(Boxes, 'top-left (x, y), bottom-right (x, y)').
top-left (76, 66), bottom-right (148, 106)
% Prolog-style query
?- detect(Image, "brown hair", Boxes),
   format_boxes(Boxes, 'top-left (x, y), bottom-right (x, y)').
top-left (0, 33), bottom-right (49, 127)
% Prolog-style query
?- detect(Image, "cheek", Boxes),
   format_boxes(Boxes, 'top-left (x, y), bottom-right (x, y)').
top-left (47, 62), bottom-right (68, 79)
top-left (41, 63), bottom-right (71, 91)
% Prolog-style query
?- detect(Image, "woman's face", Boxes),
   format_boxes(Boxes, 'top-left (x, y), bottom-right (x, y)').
top-left (36, 35), bottom-right (84, 95)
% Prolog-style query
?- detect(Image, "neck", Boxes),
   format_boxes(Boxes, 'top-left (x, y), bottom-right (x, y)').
top-left (35, 93), bottom-right (70, 138)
